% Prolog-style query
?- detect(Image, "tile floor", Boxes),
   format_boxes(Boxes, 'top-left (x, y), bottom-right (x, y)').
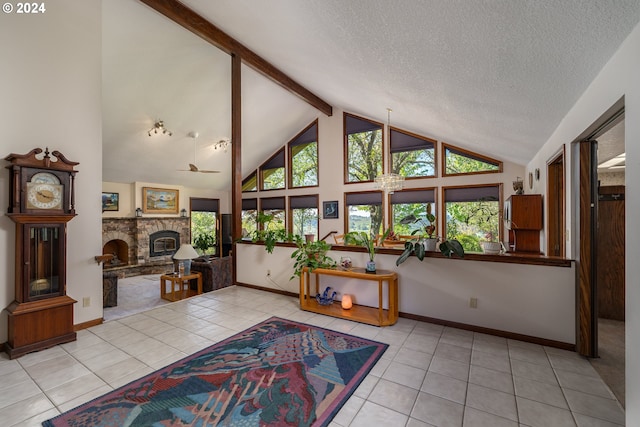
top-left (0, 285), bottom-right (626, 426)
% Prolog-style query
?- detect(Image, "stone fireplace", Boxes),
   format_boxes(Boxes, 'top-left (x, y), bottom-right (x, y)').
top-left (102, 217), bottom-right (190, 277)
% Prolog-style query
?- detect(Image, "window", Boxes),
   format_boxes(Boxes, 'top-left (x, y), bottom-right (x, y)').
top-left (389, 189), bottom-right (436, 236)
top-left (344, 113), bottom-right (383, 183)
top-left (260, 148), bottom-right (285, 190)
top-left (242, 170), bottom-right (257, 192)
top-left (241, 198), bottom-right (257, 238)
top-left (345, 191), bottom-right (383, 236)
top-left (190, 198), bottom-right (219, 255)
top-left (260, 197), bottom-right (286, 231)
top-left (289, 195), bottom-right (319, 240)
top-left (442, 143), bottom-right (502, 176)
top-left (391, 128), bottom-right (436, 178)
top-left (443, 185), bottom-right (501, 252)
top-left (289, 121), bottom-right (318, 188)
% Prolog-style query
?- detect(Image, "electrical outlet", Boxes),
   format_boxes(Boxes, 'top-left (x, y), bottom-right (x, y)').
top-left (267, 269), bottom-right (271, 276)
top-left (83, 297), bottom-right (91, 307)
top-left (469, 297), bottom-right (478, 308)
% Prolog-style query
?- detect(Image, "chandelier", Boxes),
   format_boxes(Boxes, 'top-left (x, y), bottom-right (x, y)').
top-left (147, 120), bottom-right (172, 137)
top-left (374, 108), bottom-right (404, 193)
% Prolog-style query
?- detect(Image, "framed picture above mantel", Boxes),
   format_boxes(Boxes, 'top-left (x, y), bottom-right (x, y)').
top-left (142, 187), bottom-right (179, 214)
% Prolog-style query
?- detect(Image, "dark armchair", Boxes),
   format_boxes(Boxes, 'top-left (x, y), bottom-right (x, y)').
top-left (190, 256), bottom-right (232, 292)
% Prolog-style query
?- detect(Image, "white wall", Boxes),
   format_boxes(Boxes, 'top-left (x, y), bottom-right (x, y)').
top-left (236, 243), bottom-right (575, 343)
top-left (0, 0), bottom-right (103, 340)
top-left (528, 20), bottom-right (640, 425)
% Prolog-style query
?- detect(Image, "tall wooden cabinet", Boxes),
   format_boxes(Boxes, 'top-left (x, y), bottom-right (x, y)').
top-left (504, 194), bottom-right (542, 253)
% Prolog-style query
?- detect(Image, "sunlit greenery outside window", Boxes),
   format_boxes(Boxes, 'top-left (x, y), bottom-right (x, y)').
top-left (444, 185), bottom-right (501, 252)
top-left (443, 143), bottom-right (502, 176)
top-left (390, 189), bottom-right (436, 236)
top-left (261, 197), bottom-right (286, 231)
top-left (190, 198), bottom-right (219, 255)
top-left (345, 191), bottom-right (383, 236)
top-left (289, 195), bottom-right (319, 240)
top-left (260, 148), bottom-right (285, 190)
top-left (241, 198), bottom-right (257, 238)
top-left (391, 128), bottom-right (436, 178)
top-left (289, 121), bottom-right (318, 188)
top-left (344, 113), bottom-right (383, 183)
top-left (242, 171), bottom-right (257, 192)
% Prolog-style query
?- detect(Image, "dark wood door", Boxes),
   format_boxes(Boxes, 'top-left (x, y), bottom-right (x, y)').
top-left (597, 186), bottom-right (625, 321)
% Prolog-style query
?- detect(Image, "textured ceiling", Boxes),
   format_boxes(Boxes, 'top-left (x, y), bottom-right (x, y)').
top-left (103, 0), bottom-right (639, 190)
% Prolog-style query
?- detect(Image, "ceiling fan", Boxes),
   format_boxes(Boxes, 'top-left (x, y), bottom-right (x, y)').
top-left (178, 132), bottom-right (220, 174)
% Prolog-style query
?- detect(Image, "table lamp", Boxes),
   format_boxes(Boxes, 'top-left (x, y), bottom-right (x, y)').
top-left (173, 244), bottom-right (199, 275)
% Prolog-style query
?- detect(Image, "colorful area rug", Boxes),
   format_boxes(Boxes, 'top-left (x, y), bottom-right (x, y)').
top-left (43, 317), bottom-right (387, 427)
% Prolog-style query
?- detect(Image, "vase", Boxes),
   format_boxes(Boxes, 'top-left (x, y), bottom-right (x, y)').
top-left (365, 260), bottom-right (376, 273)
top-left (423, 238), bottom-right (437, 251)
top-left (481, 241), bottom-right (502, 254)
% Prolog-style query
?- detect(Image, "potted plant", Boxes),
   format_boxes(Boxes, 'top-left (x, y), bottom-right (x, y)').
top-left (398, 204), bottom-right (438, 251)
top-left (252, 212), bottom-right (297, 253)
top-left (344, 229), bottom-right (391, 273)
top-left (396, 235), bottom-right (465, 266)
top-left (193, 233), bottom-right (216, 256)
top-left (290, 239), bottom-right (336, 279)
top-left (480, 231), bottom-right (503, 254)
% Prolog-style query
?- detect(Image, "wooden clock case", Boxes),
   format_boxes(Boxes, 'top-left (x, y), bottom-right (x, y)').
top-left (4, 148), bottom-right (78, 359)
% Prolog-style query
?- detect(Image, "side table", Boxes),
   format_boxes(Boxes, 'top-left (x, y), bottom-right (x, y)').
top-left (160, 272), bottom-right (202, 302)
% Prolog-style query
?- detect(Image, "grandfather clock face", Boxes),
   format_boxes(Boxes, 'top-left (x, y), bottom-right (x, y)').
top-left (26, 172), bottom-right (64, 210)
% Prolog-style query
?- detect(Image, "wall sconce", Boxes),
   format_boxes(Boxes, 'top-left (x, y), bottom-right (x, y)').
top-left (180, 208), bottom-right (188, 217)
top-left (147, 120), bottom-right (172, 137)
top-left (135, 208), bottom-right (142, 217)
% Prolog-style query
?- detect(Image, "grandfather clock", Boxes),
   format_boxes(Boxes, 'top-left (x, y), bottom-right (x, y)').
top-left (4, 148), bottom-right (78, 359)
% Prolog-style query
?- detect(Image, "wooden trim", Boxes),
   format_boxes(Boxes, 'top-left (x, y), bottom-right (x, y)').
top-left (441, 142), bottom-right (504, 177)
top-left (236, 241), bottom-right (572, 268)
top-left (546, 146), bottom-right (566, 257)
top-left (138, 0), bottom-right (332, 117)
top-left (577, 140), bottom-right (598, 357)
top-left (235, 281), bottom-right (298, 298)
top-left (231, 54), bottom-right (242, 286)
top-left (74, 317), bottom-right (103, 331)
top-left (399, 312), bottom-right (575, 351)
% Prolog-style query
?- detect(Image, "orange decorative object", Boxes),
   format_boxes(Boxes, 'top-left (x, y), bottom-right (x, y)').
top-left (342, 294), bottom-right (353, 310)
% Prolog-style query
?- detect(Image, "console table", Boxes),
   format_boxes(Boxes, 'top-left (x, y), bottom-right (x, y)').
top-left (160, 272), bottom-right (202, 302)
top-left (299, 267), bottom-right (398, 326)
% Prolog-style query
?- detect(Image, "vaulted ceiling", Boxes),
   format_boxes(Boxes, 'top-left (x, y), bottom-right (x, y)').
top-left (102, 0), bottom-right (640, 190)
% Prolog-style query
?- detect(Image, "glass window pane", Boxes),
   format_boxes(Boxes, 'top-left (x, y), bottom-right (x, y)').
top-left (347, 129), bottom-right (382, 182)
top-left (191, 211), bottom-right (217, 255)
top-left (347, 204), bottom-right (383, 235)
top-left (262, 209), bottom-right (285, 231)
top-left (291, 141), bottom-right (318, 187)
top-left (391, 202), bottom-right (436, 236)
top-left (261, 168), bottom-right (285, 190)
top-left (292, 207), bottom-right (318, 239)
top-left (444, 146), bottom-right (501, 175)
top-left (445, 199), bottom-right (500, 252)
top-left (241, 209), bottom-right (257, 237)
top-left (242, 172), bottom-right (257, 192)
top-left (392, 148), bottom-right (435, 177)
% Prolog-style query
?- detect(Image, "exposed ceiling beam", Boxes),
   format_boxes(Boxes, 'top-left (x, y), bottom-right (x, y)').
top-left (138, 0), bottom-right (333, 117)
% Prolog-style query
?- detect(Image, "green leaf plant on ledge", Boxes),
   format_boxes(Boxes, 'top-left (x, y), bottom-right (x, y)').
top-left (290, 239), bottom-right (337, 279)
top-left (396, 237), bottom-right (465, 266)
top-left (344, 228), bottom-right (391, 273)
top-left (252, 212), bottom-right (298, 253)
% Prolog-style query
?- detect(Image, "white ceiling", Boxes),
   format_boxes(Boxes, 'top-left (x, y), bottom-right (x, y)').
top-left (102, 0), bottom-right (640, 190)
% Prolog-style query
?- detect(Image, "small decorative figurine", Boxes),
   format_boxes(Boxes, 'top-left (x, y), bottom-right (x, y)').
top-left (316, 286), bottom-right (337, 305)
